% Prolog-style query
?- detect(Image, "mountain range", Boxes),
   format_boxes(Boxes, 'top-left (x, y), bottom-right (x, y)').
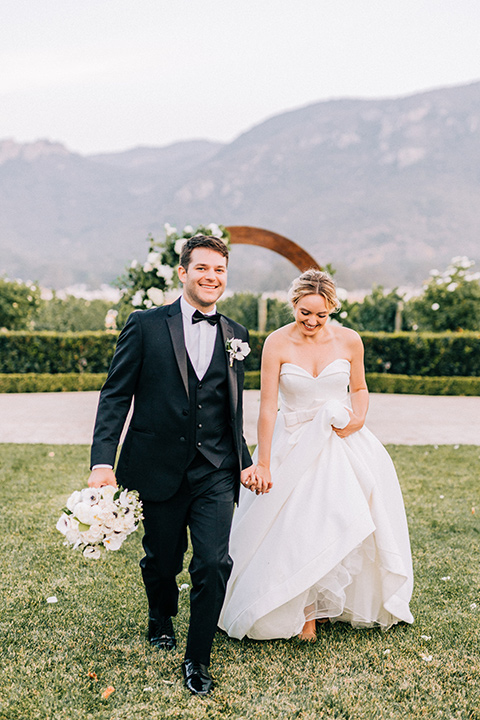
top-left (1, 80), bottom-right (479, 291)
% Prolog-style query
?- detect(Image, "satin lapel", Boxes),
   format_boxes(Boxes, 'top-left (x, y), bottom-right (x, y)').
top-left (219, 316), bottom-right (238, 417)
top-left (166, 299), bottom-right (189, 399)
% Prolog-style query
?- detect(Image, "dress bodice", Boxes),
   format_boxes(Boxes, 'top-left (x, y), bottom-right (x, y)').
top-left (279, 358), bottom-right (350, 416)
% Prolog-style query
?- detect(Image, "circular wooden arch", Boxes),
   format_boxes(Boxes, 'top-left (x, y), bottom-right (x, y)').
top-left (226, 226), bottom-right (322, 272)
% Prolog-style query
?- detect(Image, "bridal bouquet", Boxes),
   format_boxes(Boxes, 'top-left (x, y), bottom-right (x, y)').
top-left (56, 486), bottom-right (143, 559)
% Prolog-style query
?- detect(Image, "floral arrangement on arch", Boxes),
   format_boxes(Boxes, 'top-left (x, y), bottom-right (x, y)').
top-left (115, 223), bottom-right (230, 311)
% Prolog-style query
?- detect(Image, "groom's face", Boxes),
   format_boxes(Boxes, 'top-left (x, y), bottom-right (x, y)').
top-left (178, 247), bottom-right (228, 311)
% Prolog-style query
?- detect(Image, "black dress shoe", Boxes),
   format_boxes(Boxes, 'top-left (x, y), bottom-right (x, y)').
top-left (148, 615), bottom-right (176, 651)
top-left (182, 659), bottom-right (213, 695)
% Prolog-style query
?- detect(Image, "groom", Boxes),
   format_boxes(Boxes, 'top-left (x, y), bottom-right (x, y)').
top-left (88, 235), bottom-right (255, 695)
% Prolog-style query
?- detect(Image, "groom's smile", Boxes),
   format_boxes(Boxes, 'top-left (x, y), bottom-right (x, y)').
top-left (178, 247), bottom-right (228, 312)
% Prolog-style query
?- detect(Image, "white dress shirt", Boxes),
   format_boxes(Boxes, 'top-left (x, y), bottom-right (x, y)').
top-left (180, 295), bottom-right (218, 380)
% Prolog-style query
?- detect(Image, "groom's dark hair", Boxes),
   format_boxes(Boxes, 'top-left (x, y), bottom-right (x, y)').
top-left (179, 235), bottom-right (229, 270)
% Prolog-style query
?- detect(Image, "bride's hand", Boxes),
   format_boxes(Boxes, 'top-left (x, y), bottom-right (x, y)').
top-left (332, 409), bottom-right (364, 438)
top-left (254, 464), bottom-right (272, 495)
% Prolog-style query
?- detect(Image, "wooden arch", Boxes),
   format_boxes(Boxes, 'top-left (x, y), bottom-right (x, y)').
top-left (226, 226), bottom-right (321, 272)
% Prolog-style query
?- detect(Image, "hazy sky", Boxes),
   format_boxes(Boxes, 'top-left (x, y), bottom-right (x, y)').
top-left (1, 0), bottom-right (479, 154)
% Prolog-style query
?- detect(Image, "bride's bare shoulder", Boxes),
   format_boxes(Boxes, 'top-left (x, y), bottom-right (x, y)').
top-left (263, 324), bottom-right (295, 350)
top-left (331, 323), bottom-right (363, 348)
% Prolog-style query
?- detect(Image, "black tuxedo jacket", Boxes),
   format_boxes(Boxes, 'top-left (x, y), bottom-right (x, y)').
top-left (90, 298), bottom-right (252, 501)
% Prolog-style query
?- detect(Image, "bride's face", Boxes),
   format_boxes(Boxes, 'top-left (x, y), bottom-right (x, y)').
top-left (293, 294), bottom-right (331, 336)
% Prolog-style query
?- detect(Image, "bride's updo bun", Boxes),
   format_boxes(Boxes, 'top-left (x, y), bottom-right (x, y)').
top-left (288, 269), bottom-right (340, 312)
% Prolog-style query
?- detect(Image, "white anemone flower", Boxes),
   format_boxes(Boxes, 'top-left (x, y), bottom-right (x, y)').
top-left (83, 545), bottom-right (102, 560)
top-left (66, 490), bottom-right (82, 512)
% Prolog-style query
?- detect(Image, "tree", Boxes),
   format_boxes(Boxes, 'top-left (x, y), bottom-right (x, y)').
top-left (0, 277), bottom-right (41, 330)
top-left (337, 286), bottom-right (407, 332)
top-left (407, 257), bottom-right (480, 331)
top-left (34, 294), bottom-right (114, 332)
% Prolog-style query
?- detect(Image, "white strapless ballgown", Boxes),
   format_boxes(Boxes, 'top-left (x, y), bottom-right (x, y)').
top-left (219, 359), bottom-right (414, 640)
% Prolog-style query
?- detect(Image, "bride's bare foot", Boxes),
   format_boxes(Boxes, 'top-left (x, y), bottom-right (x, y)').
top-left (298, 619), bottom-right (316, 642)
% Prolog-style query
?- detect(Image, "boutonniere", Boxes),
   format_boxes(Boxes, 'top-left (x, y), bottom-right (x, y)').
top-left (226, 337), bottom-right (251, 367)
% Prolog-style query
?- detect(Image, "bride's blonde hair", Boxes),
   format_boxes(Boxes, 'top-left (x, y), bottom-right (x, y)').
top-left (288, 269), bottom-right (341, 312)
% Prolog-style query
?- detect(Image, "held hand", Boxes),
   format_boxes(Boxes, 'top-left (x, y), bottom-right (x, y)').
top-left (87, 467), bottom-right (118, 488)
top-left (240, 465), bottom-right (258, 493)
top-left (332, 409), bottom-right (364, 439)
top-left (253, 464), bottom-right (272, 495)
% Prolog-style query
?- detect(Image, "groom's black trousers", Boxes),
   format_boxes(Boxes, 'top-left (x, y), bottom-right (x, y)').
top-left (140, 451), bottom-right (236, 666)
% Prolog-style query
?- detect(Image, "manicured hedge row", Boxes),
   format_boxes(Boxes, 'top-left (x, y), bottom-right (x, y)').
top-left (361, 332), bottom-right (480, 377)
top-left (365, 373), bottom-right (480, 396)
top-left (1, 330), bottom-right (479, 378)
top-left (0, 332), bottom-right (118, 374)
top-left (0, 373), bottom-right (107, 393)
top-left (1, 371), bottom-right (479, 396)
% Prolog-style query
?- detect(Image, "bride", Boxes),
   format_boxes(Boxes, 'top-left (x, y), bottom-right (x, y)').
top-left (219, 269), bottom-right (414, 641)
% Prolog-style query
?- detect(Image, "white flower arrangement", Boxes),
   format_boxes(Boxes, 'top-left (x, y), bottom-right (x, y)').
top-left (56, 486), bottom-right (143, 560)
top-left (226, 337), bottom-right (251, 367)
top-left (116, 223), bottom-right (231, 311)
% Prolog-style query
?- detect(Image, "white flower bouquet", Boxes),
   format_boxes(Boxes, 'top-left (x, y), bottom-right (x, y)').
top-left (56, 486), bottom-right (143, 559)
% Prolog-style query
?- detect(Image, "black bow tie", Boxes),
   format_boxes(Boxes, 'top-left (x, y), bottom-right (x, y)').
top-left (192, 309), bottom-right (221, 326)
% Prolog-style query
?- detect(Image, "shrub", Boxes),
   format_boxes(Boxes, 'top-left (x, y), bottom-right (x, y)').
top-left (361, 332), bottom-right (480, 377)
top-left (0, 277), bottom-right (41, 330)
top-left (1, 330), bottom-right (479, 382)
top-left (0, 332), bottom-right (117, 374)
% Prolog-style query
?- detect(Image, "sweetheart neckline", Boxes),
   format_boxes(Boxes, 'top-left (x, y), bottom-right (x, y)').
top-left (280, 359), bottom-right (350, 379)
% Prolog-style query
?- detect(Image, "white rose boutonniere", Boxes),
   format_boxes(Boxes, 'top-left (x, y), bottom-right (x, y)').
top-left (226, 337), bottom-right (251, 367)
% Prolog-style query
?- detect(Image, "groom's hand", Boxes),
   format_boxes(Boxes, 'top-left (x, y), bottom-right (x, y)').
top-left (240, 464), bottom-right (257, 493)
top-left (87, 467), bottom-right (117, 488)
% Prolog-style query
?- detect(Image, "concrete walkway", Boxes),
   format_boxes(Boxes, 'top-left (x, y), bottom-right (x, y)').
top-left (0, 391), bottom-right (479, 446)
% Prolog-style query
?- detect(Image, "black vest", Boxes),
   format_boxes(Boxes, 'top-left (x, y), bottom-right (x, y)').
top-left (186, 327), bottom-right (234, 468)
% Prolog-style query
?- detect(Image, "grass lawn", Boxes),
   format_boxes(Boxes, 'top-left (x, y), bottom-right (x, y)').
top-left (0, 443), bottom-right (479, 720)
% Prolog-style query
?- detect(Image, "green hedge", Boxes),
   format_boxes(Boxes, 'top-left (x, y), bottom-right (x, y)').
top-left (1, 330), bottom-right (480, 379)
top-left (1, 371), bottom-right (479, 396)
top-left (365, 373), bottom-right (480, 396)
top-left (361, 331), bottom-right (480, 377)
top-left (0, 373), bottom-right (107, 393)
top-left (0, 332), bottom-right (117, 374)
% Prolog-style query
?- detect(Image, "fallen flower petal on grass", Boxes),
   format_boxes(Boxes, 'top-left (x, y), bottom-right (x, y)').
top-left (420, 653), bottom-right (433, 662)
top-left (179, 583), bottom-right (189, 591)
top-left (143, 686), bottom-right (154, 692)
top-left (46, 596), bottom-right (58, 603)
top-left (441, 576), bottom-right (451, 581)
top-left (383, 649), bottom-right (391, 655)
top-left (420, 635), bottom-right (432, 640)
top-left (101, 686), bottom-right (115, 700)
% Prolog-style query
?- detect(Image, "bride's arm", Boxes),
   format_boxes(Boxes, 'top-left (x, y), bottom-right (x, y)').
top-left (333, 330), bottom-right (369, 438)
top-left (254, 334), bottom-right (282, 493)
